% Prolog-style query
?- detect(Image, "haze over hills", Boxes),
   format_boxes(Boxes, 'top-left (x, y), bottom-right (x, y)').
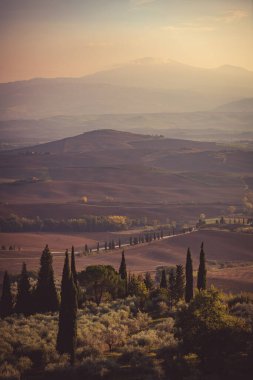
top-left (1, 111), bottom-right (253, 150)
top-left (83, 58), bottom-right (253, 92)
top-left (1, 59), bottom-right (253, 120)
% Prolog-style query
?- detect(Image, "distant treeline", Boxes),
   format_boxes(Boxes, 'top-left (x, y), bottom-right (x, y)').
top-left (0, 214), bottom-right (151, 233)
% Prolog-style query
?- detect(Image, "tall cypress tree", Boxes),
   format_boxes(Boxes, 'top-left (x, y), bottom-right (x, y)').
top-left (0, 271), bottom-right (13, 318)
top-left (57, 251), bottom-right (77, 365)
top-left (197, 242), bottom-right (207, 291)
top-left (168, 269), bottom-right (176, 308)
top-left (119, 250), bottom-right (127, 280)
top-left (71, 246), bottom-right (82, 307)
top-left (175, 265), bottom-right (185, 302)
top-left (185, 248), bottom-right (194, 303)
top-left (15, 263), bottom-right (31, 315)
top-left (35, 245), bottom-right (59, 312)
top-left (160, 269), bottom-right (167, 289)
top-left (71, 246), bottom-right (77, 286)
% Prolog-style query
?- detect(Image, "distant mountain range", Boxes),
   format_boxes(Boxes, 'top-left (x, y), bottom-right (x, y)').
top-left (1, 59), bottom-right (253, 119)
top-left (215, 97), bottom-right (253, 112)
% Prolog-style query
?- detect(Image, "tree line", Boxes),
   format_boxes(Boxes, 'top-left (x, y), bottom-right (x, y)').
top-left (0, 214), bottom-right (147, 233)
top-left (0, 213), bottom-right (186, 235)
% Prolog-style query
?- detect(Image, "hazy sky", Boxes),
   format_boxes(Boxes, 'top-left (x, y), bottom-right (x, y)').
top-left (1, 0), bottom-right (253, 82)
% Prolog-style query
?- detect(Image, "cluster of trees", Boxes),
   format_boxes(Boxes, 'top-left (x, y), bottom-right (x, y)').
top-left (0, 245), bottom-right (80, 364)
top-left (0, 245), bottom-right (20, 251)
top-left (0, 213), bottom-right (179, 235)
top-left (0, 243), bottom-right (206, 361)
top-left (0, 242), bottom-right (206, 319)
top-left (1, 240), bottom-right (253, 379)
top-left (77, 243), bottom-right (206, 316)
top-left (175, 288), bottom-right (253, 377)
top-left (0, 245), bottom-right (59, 317)
top-left (0, 214), bottom-right (144, 233)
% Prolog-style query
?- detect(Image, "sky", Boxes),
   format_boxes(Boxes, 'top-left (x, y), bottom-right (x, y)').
top-left (0, 0), bottom-right (253, 82)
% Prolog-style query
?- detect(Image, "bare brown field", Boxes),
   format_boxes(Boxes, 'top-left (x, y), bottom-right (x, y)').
top-left (0, 230), bottom-right (253, 293)
top-left (0, 232), bottom-right (98, 252)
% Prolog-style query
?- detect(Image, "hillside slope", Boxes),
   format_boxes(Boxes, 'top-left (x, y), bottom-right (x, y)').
top-left (0, 130), bottom-right (252, 223)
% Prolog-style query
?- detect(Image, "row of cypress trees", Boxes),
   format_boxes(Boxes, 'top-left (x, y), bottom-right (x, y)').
top-left (164, 242), bottom-right (206, 304)
top-left (185, 243), bottom-right (207, 303)
top-left (0, 245), bottom-right (79, 363)
top-left (117, 243), bottom-right (207, 304)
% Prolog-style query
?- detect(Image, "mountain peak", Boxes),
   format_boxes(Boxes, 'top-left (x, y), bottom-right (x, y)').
top-left (216, 64), bottom-right (251, 74)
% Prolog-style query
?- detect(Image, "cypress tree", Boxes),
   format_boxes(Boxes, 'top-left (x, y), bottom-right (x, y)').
top-left (71, 246), bottom-right (77, 286)
top-left (144, 272), bottom-right (154, 290)
top-left (71, 246), bottom-right (82, 307)
top-left (175, 265), bottom-right (185, 302)
top-left (185, 248), bottom-right (194, 303)
top-left (15, 263), bottom-right (31, 315)
top-left (0, 271), bottom-right (13, 318)
top-left (57, 251), bottom-right (77, 365)
top-left (118, 239), bottom-right (121, 248)
top-left (97, 242), bottom-right (100, 252)
top-left (197, 242), bottom-right (207, 291)
top-left (160, 269), bottom-right (167, 289)
top-left (35, 245), bottom-right (59, 312)
top-left (169, 269), bottom-right (176, 308)
top-left (119, 250), bottom-right (127, 280)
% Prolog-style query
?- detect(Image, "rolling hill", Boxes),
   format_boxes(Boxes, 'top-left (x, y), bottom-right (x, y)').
top-left (0, 129), bottom-right (252, 223)
top-left (1, 111), bottom-right (253, 151)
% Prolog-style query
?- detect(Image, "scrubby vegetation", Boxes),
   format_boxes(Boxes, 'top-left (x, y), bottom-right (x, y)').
top-left (0, 243), bottom-right (253, 379)
top-left (0, 291), bottom-right (253, 380)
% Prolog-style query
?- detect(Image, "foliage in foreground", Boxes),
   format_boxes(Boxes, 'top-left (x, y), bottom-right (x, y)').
top-left (0, 299), bottom-right (175, 379)
top-left (0, 290), bottom-right (253, 380)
